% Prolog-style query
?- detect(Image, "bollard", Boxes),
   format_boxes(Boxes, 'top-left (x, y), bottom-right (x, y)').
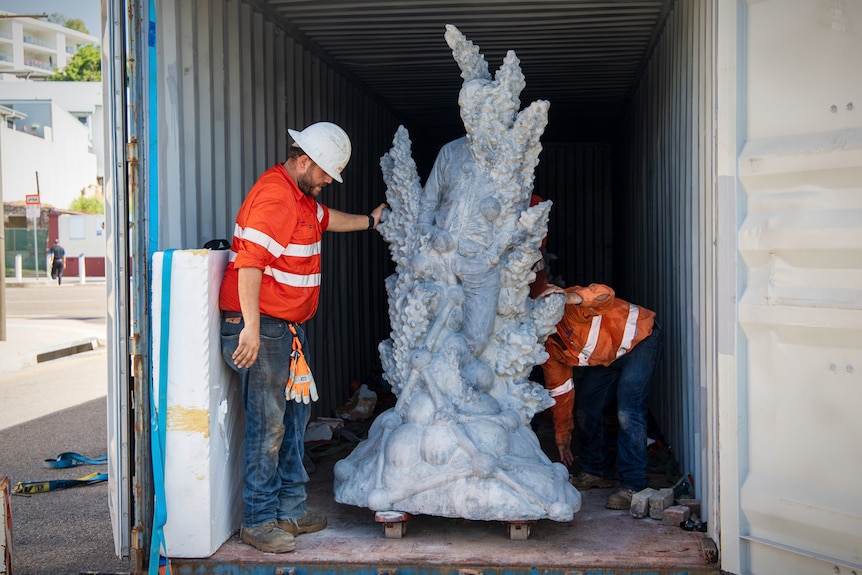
top-left (78, 254), bottom-right (86, 284)
top-left (14, 254), bottom-right (22, 282)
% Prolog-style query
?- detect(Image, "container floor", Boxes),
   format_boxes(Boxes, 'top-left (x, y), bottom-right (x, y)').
top-left (169, 444), bottom-right (718, 574)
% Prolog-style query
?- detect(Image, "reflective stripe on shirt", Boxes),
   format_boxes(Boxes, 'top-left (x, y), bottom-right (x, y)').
top-left (233, 223), bottom-right (321, 258)
top-left (615, 303), bottom-right (640, 359)
top-left (227, 252), bottom-right (321, 288)
top-left (578, 316), bottom-right (603, 366)
top-left (284, 242), bottom-right (321, 257)
top-left (549, 378), bottom-right (574, 397)
top-left (234, 223), bottom-right (284, 258)
top-left (265, 266), bottom-right (321, 288)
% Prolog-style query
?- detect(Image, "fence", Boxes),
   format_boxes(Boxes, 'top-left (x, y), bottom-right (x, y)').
top-left (4, 228), bottom-right (49, 273)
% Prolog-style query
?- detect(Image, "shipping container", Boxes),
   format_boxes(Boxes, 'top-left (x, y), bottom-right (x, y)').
top-left (102, 0), bottom-right (862, 573)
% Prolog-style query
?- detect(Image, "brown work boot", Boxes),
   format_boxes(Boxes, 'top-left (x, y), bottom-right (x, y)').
top-left (240, 522), bottom-right (296, 553)
top-left (277, 509), bottom-right (327, 536)
top-left (605, 488), bottom-right (635, 510)
top-left (570, 471), bottom-right (615, 491)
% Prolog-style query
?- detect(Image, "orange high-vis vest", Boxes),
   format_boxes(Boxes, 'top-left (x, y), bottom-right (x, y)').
top-left (541, 283), bottom-right (656, 447)
top-left (219, 164), bottom-right (330, 323)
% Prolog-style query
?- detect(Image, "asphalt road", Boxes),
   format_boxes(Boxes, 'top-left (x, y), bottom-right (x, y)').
top-left (2, 282), bottom-right (107, 321)
top-left (1, 283), bottom-right (131, 575)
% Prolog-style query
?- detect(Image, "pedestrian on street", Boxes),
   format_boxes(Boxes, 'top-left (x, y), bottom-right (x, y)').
top-left (48, 239), bottom-right (66, 285)
top-left (539, 282), bottom-right (662, 510)
top-left (218, 121), bottom-right (386, 554)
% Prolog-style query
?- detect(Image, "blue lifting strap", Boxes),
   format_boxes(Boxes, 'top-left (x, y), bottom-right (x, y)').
top-left (150, 249), bottom-right (174, 575)
top-left (43, 452), bottom-right (108, 469)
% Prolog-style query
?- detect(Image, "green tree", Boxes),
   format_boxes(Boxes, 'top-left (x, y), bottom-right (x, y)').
top-left (47, 13), bottom-right (90, 34)
top-left (50, 44), bottom-right (101, 82)
top-left (70, 196), bottom-right (104, 214)
top-left (64, 18), bottom-right (90, 34)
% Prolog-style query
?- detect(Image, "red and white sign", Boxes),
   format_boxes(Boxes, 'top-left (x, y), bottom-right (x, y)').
top-left (25, 194), bottom-right (40, 205)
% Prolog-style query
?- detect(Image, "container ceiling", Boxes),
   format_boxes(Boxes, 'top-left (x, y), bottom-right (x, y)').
top-left (255, 0), bottom-right (675, 142)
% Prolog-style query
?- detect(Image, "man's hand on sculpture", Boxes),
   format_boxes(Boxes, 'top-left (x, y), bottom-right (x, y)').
top-left (538, 285), bottom-right (565, 298)
top-left (370, 202), bottom-right (388, 229)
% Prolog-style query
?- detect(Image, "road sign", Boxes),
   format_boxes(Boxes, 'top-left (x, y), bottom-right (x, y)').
top-left (25, 194), bottom-right (40, 205)
top-left (26, 204), bottom-right (40, 219)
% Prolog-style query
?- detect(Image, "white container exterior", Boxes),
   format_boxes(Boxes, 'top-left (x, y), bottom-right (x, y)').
top-left (719, 0), bottom-right (862, 573)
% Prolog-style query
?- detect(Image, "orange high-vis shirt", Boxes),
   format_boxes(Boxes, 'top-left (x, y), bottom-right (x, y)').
top-left (219, 164), bottom-right (330, 323)
top-left (541, 283), bottom-right (656, 447)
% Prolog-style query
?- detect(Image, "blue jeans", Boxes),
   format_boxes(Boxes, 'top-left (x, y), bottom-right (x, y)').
top-left (221, 314), bottom-right (310, 528)
top-left (575, 325), bottom-right (662, 491)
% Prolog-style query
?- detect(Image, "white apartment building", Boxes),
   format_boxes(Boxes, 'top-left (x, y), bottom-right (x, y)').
top-left (0, 12), bottom-right (98, 78)
top-left (0, 98), bottom-right (99, 209)
top-left (0, 15), bottom-right (102, 215)
top-left (0, 80), bottom-right (105, 183)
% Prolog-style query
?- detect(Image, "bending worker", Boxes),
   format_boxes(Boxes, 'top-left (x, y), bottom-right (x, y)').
top-left (219, 122), bottom-right (386, 554)
top-left (539, 283), bottom-right (662, 511)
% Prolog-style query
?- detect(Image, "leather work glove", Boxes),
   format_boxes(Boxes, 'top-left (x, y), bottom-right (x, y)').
top-left (285, 346), bottom-right (319, 404)
top-left (286, 377), bottom-right (319, 404)
top-left (285, 324), bottom-right (319, 403)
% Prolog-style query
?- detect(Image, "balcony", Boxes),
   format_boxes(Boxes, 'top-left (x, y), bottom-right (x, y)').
top-left (22, 35), bottom-right (53, 49)
top-left (23, 57), bottom-right (53, 71)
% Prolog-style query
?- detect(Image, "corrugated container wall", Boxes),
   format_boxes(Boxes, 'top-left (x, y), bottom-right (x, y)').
top-left (534, 143), bottom-right (615, 289)
top-left (155, 0), bottom-right (400, 417)
top-left (615, 1), bottom-right (716, 507)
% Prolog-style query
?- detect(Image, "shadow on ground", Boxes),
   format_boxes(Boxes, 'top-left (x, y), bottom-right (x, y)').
top-left (1, 397), bottom-right (131, 575)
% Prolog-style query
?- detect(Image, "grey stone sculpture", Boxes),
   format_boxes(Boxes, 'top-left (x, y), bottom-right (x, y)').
top-left (333, 25), bottom-right (581, 523)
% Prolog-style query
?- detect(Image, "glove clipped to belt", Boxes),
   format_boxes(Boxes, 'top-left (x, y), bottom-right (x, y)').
top-left (285, 323), bottom-right (319, 404)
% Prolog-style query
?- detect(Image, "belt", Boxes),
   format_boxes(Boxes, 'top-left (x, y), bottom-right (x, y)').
top-left (223, 311), bottom-right (243, 324)
top-left (221, 311), bottom-right (300, 325)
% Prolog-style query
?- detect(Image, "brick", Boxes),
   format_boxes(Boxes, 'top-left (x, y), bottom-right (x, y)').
top-left (648, 488), bottom-right (675, 519)
top-left (630, 487), bottom-right (657, 518)
top-left (661, 504), bottom-right (691, 526)
top-left (701, 537), bottom-right (719, 563)
top-left (675, 498), bottom-right (701, 518)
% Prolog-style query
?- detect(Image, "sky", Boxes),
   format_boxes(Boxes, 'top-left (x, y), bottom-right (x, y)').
top-left (0, 0), bottom-right (101, 39)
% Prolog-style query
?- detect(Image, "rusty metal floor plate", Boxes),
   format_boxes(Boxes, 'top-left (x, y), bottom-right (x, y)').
top-left (168, 452), bottom-right (717, 574)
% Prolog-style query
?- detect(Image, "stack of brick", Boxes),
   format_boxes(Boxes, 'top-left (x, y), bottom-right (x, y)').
top-left (629, 487), bottom-right (697, 527)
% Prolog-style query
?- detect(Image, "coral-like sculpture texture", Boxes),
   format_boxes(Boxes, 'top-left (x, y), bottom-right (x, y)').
top-left (333, 25), bottom-right (580, 522)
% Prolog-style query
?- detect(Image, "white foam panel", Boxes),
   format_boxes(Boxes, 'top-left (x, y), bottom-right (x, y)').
top-left (152, 249), bottom-right (244, 557)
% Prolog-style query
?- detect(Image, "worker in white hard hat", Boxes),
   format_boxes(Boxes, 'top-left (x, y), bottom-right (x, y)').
top-left (219, 121), bottom-right (386, 554)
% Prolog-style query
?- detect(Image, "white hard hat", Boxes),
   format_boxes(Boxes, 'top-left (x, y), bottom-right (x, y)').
top-left (288, 122), bottom-right (351, 183)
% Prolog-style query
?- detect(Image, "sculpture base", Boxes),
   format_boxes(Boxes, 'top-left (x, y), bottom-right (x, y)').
top-left (333, 407), bottom-right (581, 523)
